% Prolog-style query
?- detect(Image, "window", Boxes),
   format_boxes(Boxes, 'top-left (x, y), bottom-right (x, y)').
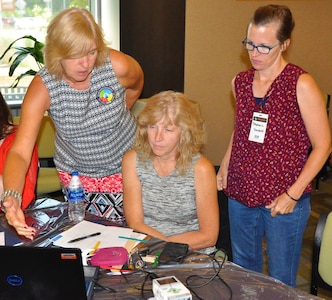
top-left (0, 0), bottom-right (119, 88)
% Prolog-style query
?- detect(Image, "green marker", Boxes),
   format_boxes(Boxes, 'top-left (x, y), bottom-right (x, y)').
top-left (153, 251), bottom-right (161, 267)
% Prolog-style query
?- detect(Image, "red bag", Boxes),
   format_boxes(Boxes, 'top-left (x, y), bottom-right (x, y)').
top-left (90, 247), bottom-right (128, 267)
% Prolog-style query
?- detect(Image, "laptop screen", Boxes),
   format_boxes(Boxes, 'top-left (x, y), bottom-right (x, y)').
top-left (0, 246), bottom-right (95, 300)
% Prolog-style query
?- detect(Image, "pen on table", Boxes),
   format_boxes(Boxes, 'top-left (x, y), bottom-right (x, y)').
top-left (118, 236), bottom-right (148, 243)
top-left (89, 241), bottom-right (101, 255)
top-left (68, 232), bottom-right (101, 243)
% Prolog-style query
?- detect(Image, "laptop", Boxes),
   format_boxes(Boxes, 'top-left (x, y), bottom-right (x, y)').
top-left (0, 246), bottom-right (98, 300)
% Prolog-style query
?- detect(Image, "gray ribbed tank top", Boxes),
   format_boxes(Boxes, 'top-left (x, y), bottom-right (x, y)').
top-left (136, 153), bottom-right (215, 254)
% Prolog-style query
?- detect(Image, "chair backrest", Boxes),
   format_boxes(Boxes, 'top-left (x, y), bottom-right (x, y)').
top-left (13, 115), bottom-right (56, 159)
top-left (130, 98), bottom-right (149, 118)
top-left (310, 210), bottom-right (332, 295)
top-left (318, 211), bottom-right (332, 284)
top-left (13, 115), bottom-right (61, 195)
top-left (36, 115), bottom-right (56, 159)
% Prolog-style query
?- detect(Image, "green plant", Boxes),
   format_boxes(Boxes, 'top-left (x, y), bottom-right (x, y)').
top-left (0, 35), bottom-right (44, 87)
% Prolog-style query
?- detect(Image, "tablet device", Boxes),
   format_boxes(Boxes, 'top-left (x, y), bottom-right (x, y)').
top-left (158, 242), bottom-right (189, 264)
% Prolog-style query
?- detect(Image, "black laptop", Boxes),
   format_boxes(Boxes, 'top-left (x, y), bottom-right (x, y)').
top-left (0, 246), bottom-right (98, 300)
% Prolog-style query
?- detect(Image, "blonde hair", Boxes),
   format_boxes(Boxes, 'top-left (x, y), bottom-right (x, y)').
top-left (135, 91), bottom-right (206, 175)
top-left (44, 8), bottom-right (109, 78)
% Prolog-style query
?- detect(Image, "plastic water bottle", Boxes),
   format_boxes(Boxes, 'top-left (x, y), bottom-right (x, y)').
top-left (67, 171), bottom-right (85, 223)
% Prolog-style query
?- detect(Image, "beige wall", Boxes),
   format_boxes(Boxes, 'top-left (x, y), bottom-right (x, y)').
top-left (184, 1), bottom-right (332, 165)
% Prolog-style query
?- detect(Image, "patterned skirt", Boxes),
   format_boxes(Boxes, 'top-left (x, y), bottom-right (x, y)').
top-left (58, 171), bottom-right (125, 226)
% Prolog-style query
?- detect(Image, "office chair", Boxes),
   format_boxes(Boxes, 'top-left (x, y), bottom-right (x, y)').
top-left (14, 115), bottom-right (62, 196)
top-left (130, 98), bottom-right (149, 118)
top-left (310, 210), bottom-right (332, 295)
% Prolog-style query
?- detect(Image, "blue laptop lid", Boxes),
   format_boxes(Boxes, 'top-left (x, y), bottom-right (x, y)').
top-left (0, 246), bottom-right (88, 300)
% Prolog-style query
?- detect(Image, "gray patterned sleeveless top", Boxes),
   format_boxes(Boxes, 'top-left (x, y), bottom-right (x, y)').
top-left (39, 57), bottom-right (136, 177)
top-left (136, 153), bottom-right (215, 254)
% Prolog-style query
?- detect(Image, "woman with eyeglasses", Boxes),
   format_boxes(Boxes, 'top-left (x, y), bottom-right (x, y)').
top-left (216, 4), bottom-right (331, 287)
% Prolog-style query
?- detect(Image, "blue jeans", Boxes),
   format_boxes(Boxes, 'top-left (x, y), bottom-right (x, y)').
top-left (228, 194), bottom-right (311, 287)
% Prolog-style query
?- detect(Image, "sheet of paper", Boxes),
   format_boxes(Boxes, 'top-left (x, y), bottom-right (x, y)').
top-left (52, 220), bottom-right (134, 251)
top-left (0, 232), bottom-right (4, 246)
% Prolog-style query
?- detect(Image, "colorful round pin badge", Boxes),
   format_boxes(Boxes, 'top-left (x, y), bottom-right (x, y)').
top-left (97, 87), bottom-right (114, 104)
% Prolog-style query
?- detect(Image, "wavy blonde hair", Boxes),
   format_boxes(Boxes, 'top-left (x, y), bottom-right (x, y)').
top-left (135, 91), bottom-right (206, 175)
top-left (44, 8), bottom-right (109, 79)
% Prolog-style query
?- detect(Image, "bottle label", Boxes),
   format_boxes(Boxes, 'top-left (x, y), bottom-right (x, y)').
top-left (68, 189), bottom-right (84, 202)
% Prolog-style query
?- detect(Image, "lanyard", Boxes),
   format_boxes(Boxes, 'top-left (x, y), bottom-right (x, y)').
top-left (254, 88), bottom-right (274, 112)
top-left (255, 96), bottom-right (269, 111)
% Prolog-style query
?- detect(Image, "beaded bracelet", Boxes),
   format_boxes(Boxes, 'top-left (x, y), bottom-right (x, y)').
top-left (285, 190), bottom-right (299, 202)
top-left (0, 190), bottom-right (23, 213)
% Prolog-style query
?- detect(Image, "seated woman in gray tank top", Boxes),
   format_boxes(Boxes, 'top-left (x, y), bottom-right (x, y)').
top-left (122, 91), bottom-right (219, 254)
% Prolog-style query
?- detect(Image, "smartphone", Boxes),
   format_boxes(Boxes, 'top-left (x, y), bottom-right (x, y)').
top-left (158, 242), bottom-right (189, 264)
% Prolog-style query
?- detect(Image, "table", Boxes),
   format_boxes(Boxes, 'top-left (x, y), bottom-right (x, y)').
top-left (93, 262), bottom-right (320, 300)
top-left (0, 199), bottom-right (323, 299)
top-left (92, 237), bottom-right (322, 299)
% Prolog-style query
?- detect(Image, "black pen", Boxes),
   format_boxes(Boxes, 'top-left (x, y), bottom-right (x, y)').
top-left (68, 232), bottom-right (101, 243)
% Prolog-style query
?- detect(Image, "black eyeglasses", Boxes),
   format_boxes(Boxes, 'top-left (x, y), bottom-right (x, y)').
top-left (242, 38), bottom-right (280, 54)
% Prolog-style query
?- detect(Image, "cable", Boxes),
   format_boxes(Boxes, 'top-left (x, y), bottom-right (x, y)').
top-left (140, 272), bottom-right (158, 300)
top-left (217, 274), bottom-right (233, 300)
top-left (185, 249), bottom-right (233, 300)
top-left (186, 259), bottom-right (222, 288)
top-left (92, 279), bottom-right (116, 293)
top-left (189, 289), bottom-right (205, 300)
top-left (93, 249), bottom-right (233, 299)
top-left (120, 267), bottom-right (159, 300)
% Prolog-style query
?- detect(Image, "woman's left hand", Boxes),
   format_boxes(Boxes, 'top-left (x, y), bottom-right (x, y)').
top-left (265, 193), bottom-right (297, 217)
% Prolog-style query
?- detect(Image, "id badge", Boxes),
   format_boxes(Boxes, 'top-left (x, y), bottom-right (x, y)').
top-left (248, 112), bottom-right (268, 143)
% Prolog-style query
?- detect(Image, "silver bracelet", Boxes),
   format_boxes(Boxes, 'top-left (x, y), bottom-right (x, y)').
top-left (0, 190), bottom-right (23, 213)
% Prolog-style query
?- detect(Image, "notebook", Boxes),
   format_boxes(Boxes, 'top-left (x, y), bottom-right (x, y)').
top-left (0, 246), bottom-right (98, 300)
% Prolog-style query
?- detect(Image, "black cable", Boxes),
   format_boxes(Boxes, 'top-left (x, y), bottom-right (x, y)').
top-left (92, 279), bottom-right (116, 293)
top-left (95, 249), bottom-right (233, 299)
top-left (185, 250), bottom-right (224, 288)
top-left (140, 272), bottom-right (158, 300)
top-left (120, 267), bottom-right (158, 299)
top-left (189, 288), bottom-right (205, 300)
top-left (217, 273), bottom-right (233, 300)
top-left (120, 268), bottom-right (146, 290)
top-left (186, 259), bottom-right (222, 288)
top-left (184, 249), bottom-right (233, 300)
